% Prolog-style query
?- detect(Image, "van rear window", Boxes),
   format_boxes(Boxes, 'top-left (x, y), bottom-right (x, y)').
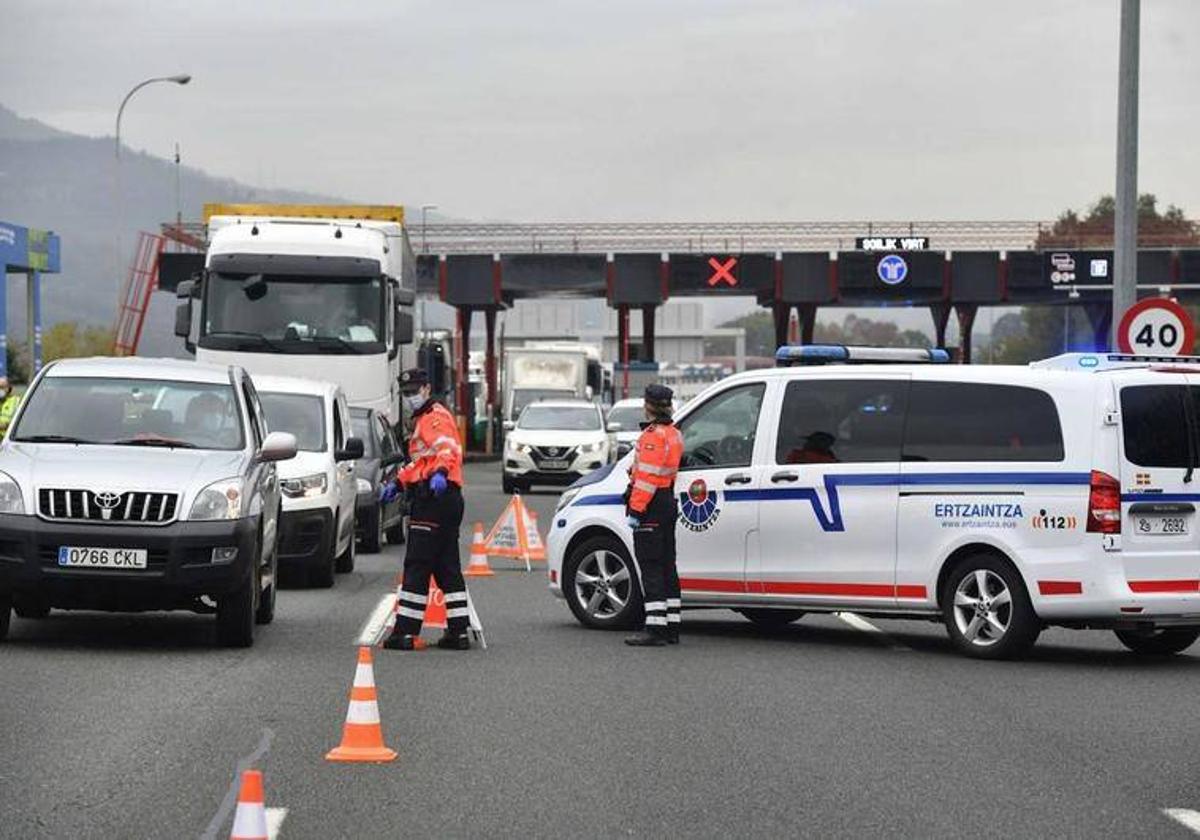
top-left (903, 382), bottom-right (1064, 462)
top-left (1120, 385), bottom-right (1200, 468)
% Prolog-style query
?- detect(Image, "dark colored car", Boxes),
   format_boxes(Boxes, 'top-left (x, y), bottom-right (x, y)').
top-left (350, 408), bottom-right (406, 552)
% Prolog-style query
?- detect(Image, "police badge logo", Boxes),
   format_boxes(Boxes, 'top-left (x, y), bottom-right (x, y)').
top-left (679, 477), bottom-right (720, 532)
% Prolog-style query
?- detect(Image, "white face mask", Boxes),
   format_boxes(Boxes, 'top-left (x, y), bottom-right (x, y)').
top-left (405, 394), bottom-right (426, 414)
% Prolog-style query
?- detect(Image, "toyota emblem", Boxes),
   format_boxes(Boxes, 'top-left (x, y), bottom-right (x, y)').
top-left (94, 492), bottom-right (122, 509)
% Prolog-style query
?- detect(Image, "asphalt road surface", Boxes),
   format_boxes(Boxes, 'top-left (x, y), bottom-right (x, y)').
top-left (2, 461), bottom-right (1200, 839)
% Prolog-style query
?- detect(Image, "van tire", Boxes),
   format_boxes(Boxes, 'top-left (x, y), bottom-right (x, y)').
top-left (216, 573), bottom-right (256, 648)
top-left (563, 535), bottom-right (642, 630)
top-left (941, 554), bottom-right (1040, 660)
top-left (737, 608), bottom-right (805, 629)
top-left (309, 530), bottom-right (337, 589)
top-left (335, 519), bottom-right (356, 574)
top-left (360, 506), bottom-right (383, 554)
top-left (1113, 627), bottom-right (1200, 656)
top-left (386, 516), bottom-right (406, 545)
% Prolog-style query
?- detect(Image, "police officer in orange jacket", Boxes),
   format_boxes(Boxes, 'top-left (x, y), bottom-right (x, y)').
top-left (383, 369), bottom-right (471, 651)
top-left (624, 384), bottom-right (684, 647)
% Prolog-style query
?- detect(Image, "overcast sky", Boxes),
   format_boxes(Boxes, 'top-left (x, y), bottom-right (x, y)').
top-left (2, 0), bottom-right (1198, 223)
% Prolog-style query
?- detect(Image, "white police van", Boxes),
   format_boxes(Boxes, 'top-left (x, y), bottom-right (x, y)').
top-left (547, 346), bottom-right (1200, 659)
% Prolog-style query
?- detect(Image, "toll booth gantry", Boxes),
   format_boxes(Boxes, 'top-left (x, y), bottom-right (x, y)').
top-left (0, 221), bottom-right (61, 379)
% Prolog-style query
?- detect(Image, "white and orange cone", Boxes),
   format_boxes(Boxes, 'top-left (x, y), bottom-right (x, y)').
top-left (229, 769), bottom-right (268, 840)
top-left (422, 576), bottom-right (448, 631)
top-left (464, 522), bottom-right (496, 577)
top-left (325, 646), bottom-right (398, 763)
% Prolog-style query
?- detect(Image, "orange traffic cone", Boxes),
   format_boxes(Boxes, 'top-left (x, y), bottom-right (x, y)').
top-left (229, 770), bottom-right (268, 840)
top-left (464, 522), bottom-right (496, 577)
top-left (423, 576), bottom-right (448, 630)
top-left (325, 646), bottom-right (398, 763)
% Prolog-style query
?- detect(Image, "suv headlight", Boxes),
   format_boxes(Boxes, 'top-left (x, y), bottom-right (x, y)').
top-left (0, 471), bottom-right (25, 515)
top-left (556, 487), bottom-right (581, 512)
top-left (190, 478), bottom-right (245, 521)
top-left (281, 473), bottom-right (328, 499)
top-left (578, 441), bottom-right (605, 454)
top-left (507, 438), bottom-right (532, 454)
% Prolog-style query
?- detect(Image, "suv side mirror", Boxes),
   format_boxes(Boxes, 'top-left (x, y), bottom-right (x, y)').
top-left (336, 436), bottom-right (365, 462)
top-left (503, 420), bottom-right (515, 432)
top-left (258, 431), bottom-right (297, 462)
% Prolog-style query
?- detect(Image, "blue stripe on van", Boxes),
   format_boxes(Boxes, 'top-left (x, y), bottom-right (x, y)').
top-left (1121, 492), bottom-right (1200, 503)
top-left (574, 471), bottom-right (1091, 532)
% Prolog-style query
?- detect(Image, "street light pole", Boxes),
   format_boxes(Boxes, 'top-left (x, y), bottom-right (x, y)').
top-left (113, 74), bottom-right (191, 297)
top-left (1112, 0), bottom-right (1139, 348)
top-left (417, 204), bottom-right (438, 374)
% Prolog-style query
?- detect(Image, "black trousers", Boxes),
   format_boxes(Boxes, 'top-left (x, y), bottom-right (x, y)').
top-left (632, 488), bottom-right (681, 633)
top-left (394, 484), bottom-right (469, 635)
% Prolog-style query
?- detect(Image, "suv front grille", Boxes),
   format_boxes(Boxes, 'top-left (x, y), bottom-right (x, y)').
top-left (532, 445), bottom-right (577, 465)
top-left (38, 489), bottom-right (179, 525)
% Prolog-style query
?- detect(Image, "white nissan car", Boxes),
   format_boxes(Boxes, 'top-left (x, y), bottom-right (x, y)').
top-left (503, 400), bottom-right (614, 494)
top-left (548, 346), bottom-right (1200, 660)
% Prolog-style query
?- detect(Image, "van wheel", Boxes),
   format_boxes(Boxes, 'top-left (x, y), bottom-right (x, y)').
top-left (941, 554), bottom-right (1040, 660)
top-left (737, 608), bottom-right (805, 629)
top-left (309, 534), bottom-right (336, 589)
top-left (386, 516), bottom-right (406, 545)
top-left (360, 506), bottom-right (383, 554)
top-left (217, 573), bottom-right (256, 648)
top-left (335, 522), bottom-right (356, 574)
top-left (563, 535), bottom-right (642, 630)
top-left (0, 590), bottom-right (11, 641)
top-left (1114, 627), bottom-right (1200, 656)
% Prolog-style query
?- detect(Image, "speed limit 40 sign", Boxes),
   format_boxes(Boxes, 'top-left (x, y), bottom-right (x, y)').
top-left (1116, 298), bottom-right (1196, 356)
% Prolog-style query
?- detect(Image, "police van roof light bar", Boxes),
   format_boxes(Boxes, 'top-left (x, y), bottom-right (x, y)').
top-left (1031, 353), bottom-right (1200, 372)
top-left (775, 344), bottom-right (952, 367)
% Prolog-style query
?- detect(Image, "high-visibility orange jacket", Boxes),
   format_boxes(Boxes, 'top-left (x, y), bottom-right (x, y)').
top-left (626, 421), bottom-right (683, 514)
top-left (399, 401), bottom-right (464, 487)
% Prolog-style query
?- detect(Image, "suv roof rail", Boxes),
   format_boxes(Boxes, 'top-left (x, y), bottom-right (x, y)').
top-left (775, 344), bottom-right (952, 367)
top-left (1031, 352), bottom-right (1200, 371)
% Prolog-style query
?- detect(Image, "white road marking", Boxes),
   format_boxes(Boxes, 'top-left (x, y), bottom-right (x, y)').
top-left (834, 611), bottom-right (909, 650)
top-left (356, 592), bottom-right (397, 647)
top-left (266, 807), bottom-right (288, 839)
top-left (199, 728), bottom-right (275, 840)
top-left (1165, 809), bottom-right (1200, 834)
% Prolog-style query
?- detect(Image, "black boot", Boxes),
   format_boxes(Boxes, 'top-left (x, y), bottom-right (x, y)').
top-left (667, 626), bottom-right (680, 645)
top-left (383, 632), bottom-right (425, 651)
top-left (625, 628), bottom-right (668, 647)
top-left (437, 632), bottom-right (471, 651)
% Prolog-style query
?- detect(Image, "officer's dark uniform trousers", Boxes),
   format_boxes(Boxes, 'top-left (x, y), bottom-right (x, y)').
top-left (394, 482), bottom-right (469, 635)
top-left (633, 486), bottom-right (681, 631)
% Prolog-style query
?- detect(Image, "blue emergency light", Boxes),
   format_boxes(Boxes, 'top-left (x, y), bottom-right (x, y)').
top-left (775, 344), bottom-right (952, 367)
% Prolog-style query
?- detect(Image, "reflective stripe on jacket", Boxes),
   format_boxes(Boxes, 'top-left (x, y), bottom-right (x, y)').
top-left (0, 394), bottom-right (19, 430)
top-left (627, 421), bottom-right (683, 514)
top-left (399, 401), bottom-right (464, 486)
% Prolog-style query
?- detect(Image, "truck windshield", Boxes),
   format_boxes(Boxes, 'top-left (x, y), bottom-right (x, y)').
top-left (259, 392), bottom-right (327, 452)
top-left (12, 376), bottom-right (244, 450)
top-left (202, 273), bottom-right (384, 353)
top-left (512, 388), bottom-right (575, 417)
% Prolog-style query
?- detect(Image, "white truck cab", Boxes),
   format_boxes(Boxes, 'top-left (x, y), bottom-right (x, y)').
top-left (547, 346), bottom-right (1200, 659)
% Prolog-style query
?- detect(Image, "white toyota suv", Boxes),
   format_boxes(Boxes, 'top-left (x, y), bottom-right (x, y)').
top-left (255, 375), bottom-right (362, 588)
top-left (0, 357), bottom-right (296, 647)
top-left (548, 346), bottom-right (1200, 659)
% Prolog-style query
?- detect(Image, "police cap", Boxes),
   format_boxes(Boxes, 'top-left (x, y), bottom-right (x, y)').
top-left (399, 368), bottom-right (430, 394)
top-left (644, 383), bottom-right (673, 404)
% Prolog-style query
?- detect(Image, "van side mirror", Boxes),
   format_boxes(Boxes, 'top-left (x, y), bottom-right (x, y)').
top-left (336, 436), bottom-right (365, 461)
top-left (258, 431), bottom-right (297, 462)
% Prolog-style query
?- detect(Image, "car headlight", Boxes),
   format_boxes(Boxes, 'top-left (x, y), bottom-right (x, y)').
top-left (189, 478), bottom-right (245, 521)
top-left (0, 471), bottom-right (25, 515)
top-left (556, 487), bottom-right (581, 512)
top-left (507, 439), bottom-right (532, 454)
top-left (356, 478), bottom-right (373, 494)
top-left (578, 441), bottom-right (605, 454)
top-left (281, 473), bottom-right (328, 499)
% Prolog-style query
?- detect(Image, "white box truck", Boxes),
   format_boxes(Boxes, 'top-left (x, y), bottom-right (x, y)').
top-left (502, 347), bottom-right (590, 423)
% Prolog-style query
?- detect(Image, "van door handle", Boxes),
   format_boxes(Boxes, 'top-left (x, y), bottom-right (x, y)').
top-left (771, 471), bottom-right (799, 483)
top-left (724, 473), bottom-right (752, 486)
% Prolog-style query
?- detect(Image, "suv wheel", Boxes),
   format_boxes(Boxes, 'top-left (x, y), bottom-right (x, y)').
top-left (255, 533), bottom-right (276, 626)
top-left (14, 596), bottom-right (50, 619)
top-left (738, 608), bottom-right (805, 629)
top-left (360, 505), bottom-right (383, 554)
top-left (563, 535), bottom-right (642, 630)
top-left (0, 590), bottom-right (11, 642)
top-left (1114, 627), bottom-right (1200, 656)
top-left (335, 520), bottom-right (357, 573)
top-left (217, 572), bottom-right (256, 648)
top-left (502, 473), bottom-right (515, 494)
top-left (942, 554), bottom-right (1040, 660)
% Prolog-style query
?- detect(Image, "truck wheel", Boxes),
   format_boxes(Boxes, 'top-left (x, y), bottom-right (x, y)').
top-left (563, 535), bottom-right (642, 630)
top-left (217, 573), bottom-right (256, 648)
top-left (0, 590), bottom-right (11, 641)
top-left (737, 608), bottom-right (805, 629)
top-left (335, 525), bottom-right (357, 573)
top-left (941, 554), bottom-right (1040, 660)
top-left (360, 506), bottom-right (383, 554)
top-left (1114, 627), bottom-right (1200, 656)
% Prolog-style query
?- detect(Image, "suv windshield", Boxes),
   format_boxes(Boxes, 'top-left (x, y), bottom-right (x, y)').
top-left (518, 405), bottom-right (600, 431)
top-left (606, 405), bottom-right (644, 430)
top-left (12, 376), bottom-right (244, 450)
top-left (259, 392), bottom-right (327, 452)
top-left (202, 273), bottom-right (384, 354)
top-left (513, 388), bottom-right (575, 417)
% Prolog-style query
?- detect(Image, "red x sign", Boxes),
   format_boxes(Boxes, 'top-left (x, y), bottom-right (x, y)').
top-left (707, 256), bottom-right (738, 287)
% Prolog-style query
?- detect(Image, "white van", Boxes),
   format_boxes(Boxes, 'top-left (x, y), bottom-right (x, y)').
top-left (254, 375), bottom-right (362, 587)
top-left (547, 347), bottom-right (1200, 659)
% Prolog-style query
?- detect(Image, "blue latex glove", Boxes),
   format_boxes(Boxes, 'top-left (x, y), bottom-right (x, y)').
top-left (430, 471), bottom-right (448, 497)
top-left (379, 480), bottom-right (400, 504)
top-left (625, 515), bottom-right (640, 529)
